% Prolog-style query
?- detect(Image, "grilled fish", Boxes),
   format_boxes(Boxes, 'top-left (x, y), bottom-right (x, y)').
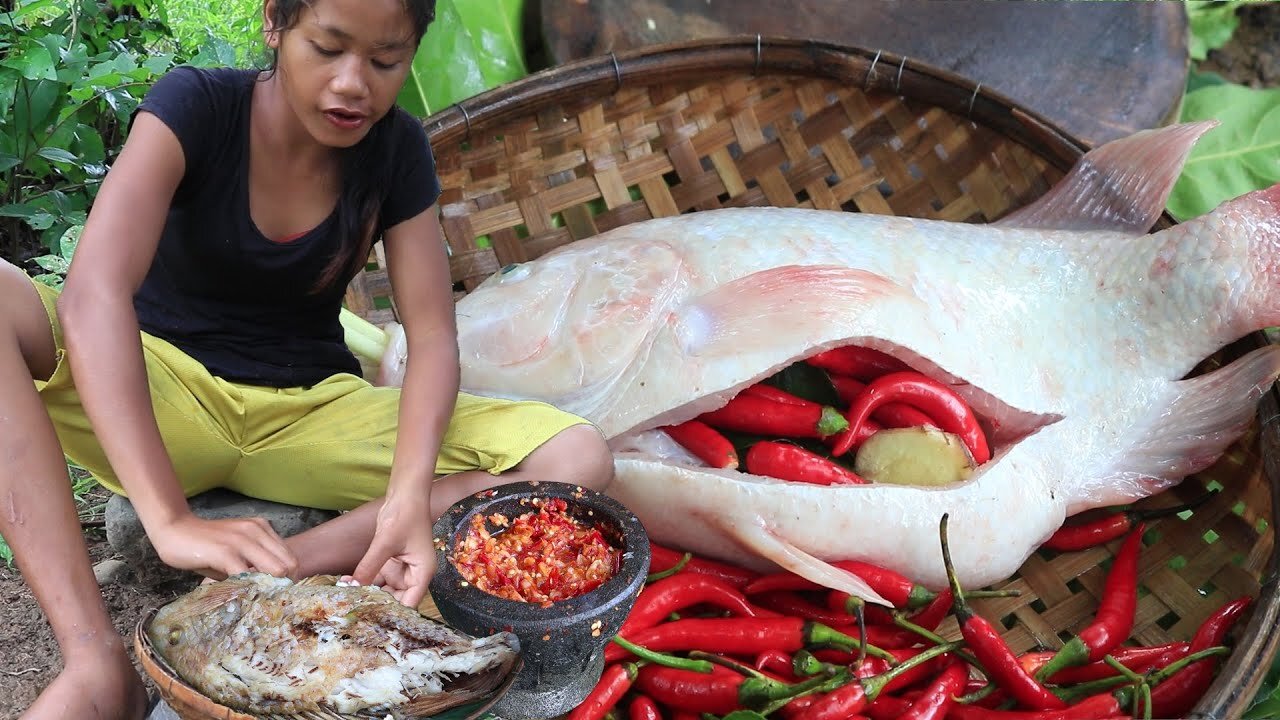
top-left (146, 573), bottom-right (519, 717)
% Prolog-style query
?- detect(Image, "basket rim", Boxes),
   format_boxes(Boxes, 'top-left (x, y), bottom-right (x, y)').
top-left (133, 605), bottom-right (521, 720)
top-left (423, 36), bottom-right (1087, 168)
top-left (410, 36), bottom-right (1280, 718)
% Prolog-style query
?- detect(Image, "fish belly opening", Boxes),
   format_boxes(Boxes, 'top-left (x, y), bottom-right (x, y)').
top-left (611, 343), bottom-right (1057, 488)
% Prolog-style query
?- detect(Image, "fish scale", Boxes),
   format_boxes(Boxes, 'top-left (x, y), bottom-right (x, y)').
top-left (378, 121), bottom-right (1280, 604)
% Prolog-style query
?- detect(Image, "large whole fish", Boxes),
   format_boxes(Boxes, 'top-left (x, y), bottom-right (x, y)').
top-left (145, 573), bottom-right (520, 716)
top-left (379, 122), bottom-right (1280, 606)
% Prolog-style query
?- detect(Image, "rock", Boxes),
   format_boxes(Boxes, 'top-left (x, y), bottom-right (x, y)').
top-left (105, 488), bottom-right (340, 567)
top-left (92, 558), bottom-right (129, 586)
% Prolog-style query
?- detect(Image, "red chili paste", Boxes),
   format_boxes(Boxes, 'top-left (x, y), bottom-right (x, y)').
top-left (450, 497), bottom-right (621, 606)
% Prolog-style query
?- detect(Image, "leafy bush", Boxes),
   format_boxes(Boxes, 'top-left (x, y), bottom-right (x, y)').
top-left (0, 0), bottom-right (194, 270)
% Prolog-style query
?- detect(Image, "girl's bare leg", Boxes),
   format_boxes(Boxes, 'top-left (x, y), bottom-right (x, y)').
top-left (0, 262), bottom-right (149, 720)
top-left (287, 422), bottom-right (615, 577)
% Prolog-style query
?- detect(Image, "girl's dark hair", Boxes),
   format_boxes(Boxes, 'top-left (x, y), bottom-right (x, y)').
top-left (262, 0), bottom-right (437, 294)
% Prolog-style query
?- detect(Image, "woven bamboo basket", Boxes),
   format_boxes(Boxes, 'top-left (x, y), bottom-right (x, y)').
top-left (139, 37), bottom-right (1280, 719)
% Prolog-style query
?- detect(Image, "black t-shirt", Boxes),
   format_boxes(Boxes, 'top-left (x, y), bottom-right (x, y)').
top-left (132, 66), bottom-right (441, 387)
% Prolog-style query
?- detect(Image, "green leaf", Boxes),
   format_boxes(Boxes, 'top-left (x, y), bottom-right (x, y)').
top-left (37, 146), bottom-right (80, 165)
top-left (16, 43), bottom-right (58, 81)
top-left (722, 712), bottom-right (769, 720)
top-left (0, 153), bottom-right (20, 173)
top-left (397, 0), bottom-right (528, 118)
top-left (33, 253), bottom-right (69, 274)
top-left (453, 0), bottom-right (527, 87)
top-left (764, 363), bottom-right (841, 407)
top-left (1167, 82), bottom-right (1280, 221)
top-left (1186, 0), bottom-right (1243, 61)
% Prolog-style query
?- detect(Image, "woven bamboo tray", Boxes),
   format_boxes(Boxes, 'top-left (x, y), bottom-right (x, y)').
top-left (338, 37), bottom-right (1280, 719)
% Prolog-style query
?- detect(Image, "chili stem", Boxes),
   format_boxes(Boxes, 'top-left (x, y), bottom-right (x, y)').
top-left (646, 552), bottom-right (692, 583)
top-left (1103, 654), bottom-right (1147, 685)
top-left (891, 614), bottom-right (984, 669)
top-left (610, 637), bottom-right (714, 673)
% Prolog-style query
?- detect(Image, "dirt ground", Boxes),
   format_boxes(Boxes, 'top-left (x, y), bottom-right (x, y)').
top-left (2, 4), bottom-right (1279, 718)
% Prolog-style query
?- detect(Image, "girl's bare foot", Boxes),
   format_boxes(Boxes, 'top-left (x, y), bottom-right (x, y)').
top-left (21, 646), bottom-right (150, 720)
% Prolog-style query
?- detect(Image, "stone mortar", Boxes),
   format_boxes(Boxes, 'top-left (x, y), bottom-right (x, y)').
top-left (429, 481), bottom-right (650, 720)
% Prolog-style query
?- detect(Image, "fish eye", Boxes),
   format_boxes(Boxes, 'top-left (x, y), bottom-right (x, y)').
top-left (498, 263), bottom-right (531, 283)
top-left (168, 629), bottom-right (182, 646)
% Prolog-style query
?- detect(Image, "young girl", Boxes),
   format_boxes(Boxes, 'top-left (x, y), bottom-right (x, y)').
top-left (0, 0), bottom-right (614, 717)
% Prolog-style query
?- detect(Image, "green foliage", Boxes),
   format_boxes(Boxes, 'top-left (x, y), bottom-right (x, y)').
top-left (0, 0), bottom-right (200, 268)
top-left (396, 0), bottom-right (528, 118)
top-left (1166, 80), bottom-right (1280, 221)
top-left (1185, 0), bottom-right (1248, 61)
top-left (158, 0), bottom-right (263, 67)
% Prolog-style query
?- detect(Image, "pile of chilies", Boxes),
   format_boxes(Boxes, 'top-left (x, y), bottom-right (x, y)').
top-left (571, 510), bottom-right (1248, 720)
top-left (660, 346), bottom-right (991, 485)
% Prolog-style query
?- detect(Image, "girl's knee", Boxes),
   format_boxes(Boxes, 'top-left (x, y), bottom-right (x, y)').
top-left (531, 423), bottom-right (615, 491)
top-left (0, 260), bottom-right (57, 381)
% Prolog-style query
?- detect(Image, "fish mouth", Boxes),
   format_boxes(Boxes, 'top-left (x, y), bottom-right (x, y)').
top-left (609, 341), bottom-right (1061, 485)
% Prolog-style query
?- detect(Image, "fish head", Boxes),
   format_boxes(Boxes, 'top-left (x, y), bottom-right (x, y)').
top-left (147, 573), bottom-right (278, 666)
top-left (456, 237), bottom-right (688, 413)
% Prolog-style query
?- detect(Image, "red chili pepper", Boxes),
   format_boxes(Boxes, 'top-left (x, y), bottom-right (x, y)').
top-left (1041, 490), bottom-right (1217, 552)
top-left (671, 713), bottom-right (699, 720)
top-left (742, 384), bottom-right (815, 406)
top-left (806, 345), bottom-right (908, 381)
top-left (632, 664), bottom-right (746, 715)
top-left (634, 660), bottom-right (831, 715)
top-left (795, 681), bottom-right (868, 720)
top-left (826, 590), bottom-right (897, 626)
top-left (1019, 641), bottom-right (1189, 685)
top-left (871, 402), bottom-right (938, 429)
top-left (754, 649), bottom-right (799, 681)
top-left (939, 514), bottom-right (1065, 710)
top-left (895, 658), bottom-right (968, 720)
top-left (944, 692), bottom-right (1122, 720)
top-left (745, 441), bottom-right (869, 485)
top-left (628, 694), bottom-right (662, 720)
top-left (700, 392), bottom-right (849, 438)
top-left (662, 419), bottom-right (739, 469)
top-left (620, 573), bottom-right (780, 636)
top-left (906, 589), bottom-right (954, 632)
top-left (607, 617), bottom-right (896, 664)
top-left (751, 590), bottom-right (870, 629)
top-left (1145, 596), bottom-right (1252, 719)
top-left (864, 694), bottom-right (913, 720)
top-left (1034, 524), bottom-right (1144, 681)
top-left (750, 593), bottom-right (920, 649)
top-left (744, 559), bottom-right (937, 610)
top-left (648, 543), bottom-right (759, 589)
top-left (831, 372), bottom-right (990, 463)
top-left (568, 662), bottom-right (638, 720)
top-left (830, 375), bottom-right (936, 428)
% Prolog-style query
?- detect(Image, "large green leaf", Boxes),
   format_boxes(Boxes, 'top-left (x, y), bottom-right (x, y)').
top-left (396, 0), bottom-right (527, 118)
top-left (1166, 82), bottom-right (1280, 222)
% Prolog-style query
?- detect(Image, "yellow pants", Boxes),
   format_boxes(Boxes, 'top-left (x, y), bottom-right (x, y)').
top-left (30, 278), bottom-right (589, 511)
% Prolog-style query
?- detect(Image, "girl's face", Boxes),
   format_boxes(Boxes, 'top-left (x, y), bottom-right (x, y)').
top-left (264, 0), bottom-right (418, 148)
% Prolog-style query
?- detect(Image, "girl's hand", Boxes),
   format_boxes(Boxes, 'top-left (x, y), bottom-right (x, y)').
top-left (148, 513), bottom-right (298, 581)
top-left (350, 493), bottom-right (436, 608)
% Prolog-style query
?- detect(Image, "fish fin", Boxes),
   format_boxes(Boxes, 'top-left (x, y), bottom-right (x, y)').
top-left (162, 578), bottom-right (256, 617)
top-left (294, 574), bottom-right (339, 587)
top-left (672, 265), bottom-right (915, 357)
top-left (400, 653), bottom-right (520, 716)
top-left (1077, 345), bottom-right (1280, 509)
top-left (996, 121), bottom-right (1218, 234)
top-left (718, 514), bottom-right (892, 607)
